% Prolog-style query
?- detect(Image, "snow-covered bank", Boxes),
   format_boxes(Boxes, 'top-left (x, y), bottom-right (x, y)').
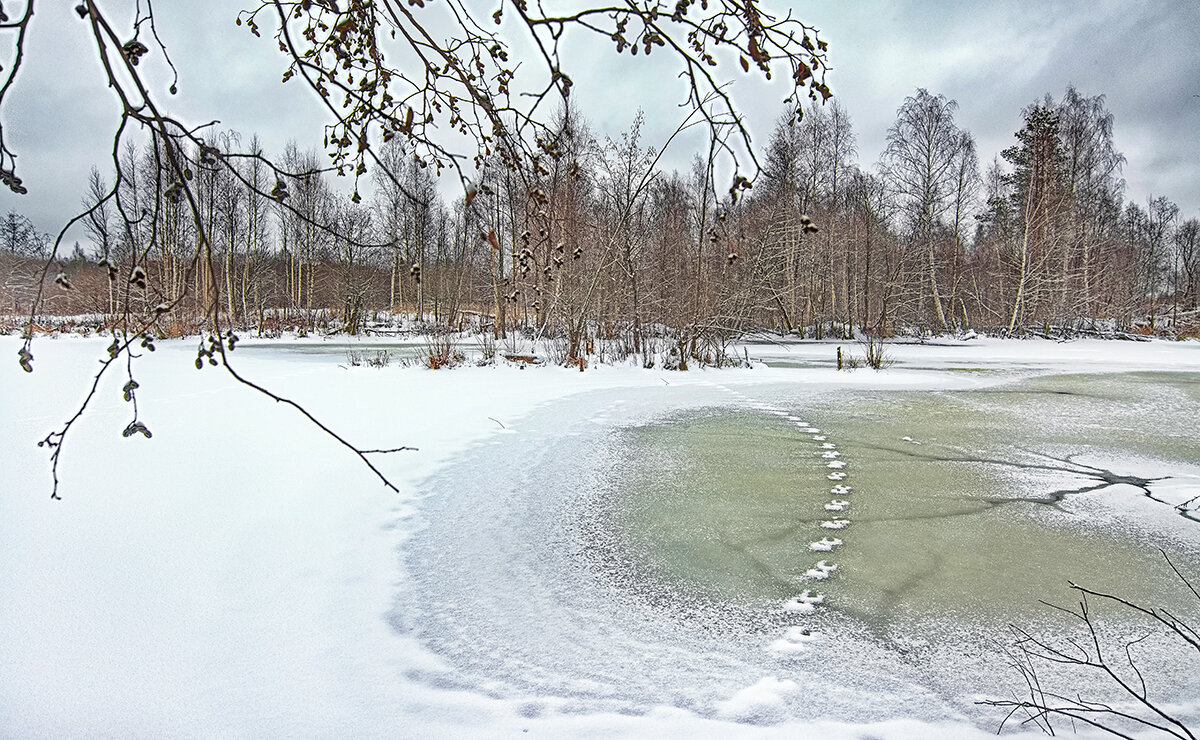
top-left (1, 334), bottom-right (1197, 738)
top-left (743, 333), bottom-right (1200, 373)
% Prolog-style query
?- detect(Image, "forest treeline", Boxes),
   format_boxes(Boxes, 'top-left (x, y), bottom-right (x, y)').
top-left (3, 85), bottom-right (1198, 365)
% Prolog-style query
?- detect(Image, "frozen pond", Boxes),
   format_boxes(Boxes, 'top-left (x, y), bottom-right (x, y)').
top-left (4, 334), bottom-right (1199, 737)
top-left (234, 337), bottom-right (429, 364)
top-left (401, 368), bottom-right (1200, 728)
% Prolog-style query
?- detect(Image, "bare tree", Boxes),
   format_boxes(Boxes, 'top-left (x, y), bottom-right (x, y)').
top-left (0, 210), bottom-right (47, 313)
top-left (2, 1), bottom-right (832, 498)
top-left (882, 89), bottom-right (974, 331)
top-left (0, 209), bottom-right (46, 258)
top-left (1056, 86), bottom-right (1126, 322)
top-left (1144, 195), bottom-right (1179, 329)
top-left (597, 113), bottom-right (659, 357)
top-left (1175, 219), bottom-right (1200, 313)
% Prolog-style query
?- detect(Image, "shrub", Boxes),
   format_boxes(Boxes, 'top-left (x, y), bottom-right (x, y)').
top-left (861, 336), bottom-right (894, 370)
top-left (425, 335), bottom-right (464, 369)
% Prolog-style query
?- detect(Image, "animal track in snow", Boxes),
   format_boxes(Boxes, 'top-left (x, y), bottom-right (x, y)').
top-left (802, 560), bottom-right (838, 580)
top-left (770, 626), bottom-right (820, 653)
top-left (810, 537), bottom-right (843, 551)
top-left (782, 590), bottom-right (825, 614)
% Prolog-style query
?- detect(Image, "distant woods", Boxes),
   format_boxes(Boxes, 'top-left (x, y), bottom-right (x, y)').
top-left (5, 86), bottom-right (1199, 362)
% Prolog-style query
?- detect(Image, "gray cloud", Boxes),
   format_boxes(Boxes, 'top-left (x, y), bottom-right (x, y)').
top-left (1, 0), bottom-right (1196, 248)
top-left (808, 0), bottom-right (1200, 210)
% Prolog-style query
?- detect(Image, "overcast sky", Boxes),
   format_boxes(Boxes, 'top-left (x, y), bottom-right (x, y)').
top-left (1, 0), bottom-right (1197, 246)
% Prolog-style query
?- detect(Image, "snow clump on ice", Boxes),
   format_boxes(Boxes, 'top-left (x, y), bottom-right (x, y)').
top-left (810, 537), bottom-right (843, 551)
top-left (714, 676), bottom-right (800, 724)
top-left (782, 590), bottom-right (825, 614)
top-left (802, 560), bottom-right (838, 580)
top-left (769, 627), bottom-right (820, 654)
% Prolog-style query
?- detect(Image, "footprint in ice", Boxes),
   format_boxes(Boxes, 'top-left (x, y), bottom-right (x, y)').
top-left (901, 436), bottom-right (922, 445)
top-left (821, 519), bottom-right (850, 529)
top-left (826, 460), bottom-right (846, 469)
top-left (821, 451), bottom-right (841, 459)
top-left (770, 627), bottom-right (820, 654)
top-left (827, 472), bottom-right (847, 481)
top-left (802, 560), bottom-right (838, 580)
top-left (830, 484), bottom-right (852, 496)
top-left (806, 428), bottom-right (822, 434)
top-left (782, 589), bottom-right (825, 614)
top-left (810, 537), bottom-right (843, 551)
top-left (824, 500), bottom-right (850, 511)
top-left (821, 442), bottom-right (837, 449)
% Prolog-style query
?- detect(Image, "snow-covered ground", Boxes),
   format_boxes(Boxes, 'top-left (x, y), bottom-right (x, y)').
top-left (1, 333), bottom-right (1198, 738)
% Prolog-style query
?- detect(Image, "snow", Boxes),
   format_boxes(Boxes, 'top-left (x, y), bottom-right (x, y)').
top-left (2, 333), bottom-right (1199, 738)
top-left (714, 676), bottom-right (799, 723)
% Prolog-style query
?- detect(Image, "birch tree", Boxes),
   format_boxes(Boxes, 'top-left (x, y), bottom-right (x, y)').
top-left (882, 89), bottom-right (974, 330)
